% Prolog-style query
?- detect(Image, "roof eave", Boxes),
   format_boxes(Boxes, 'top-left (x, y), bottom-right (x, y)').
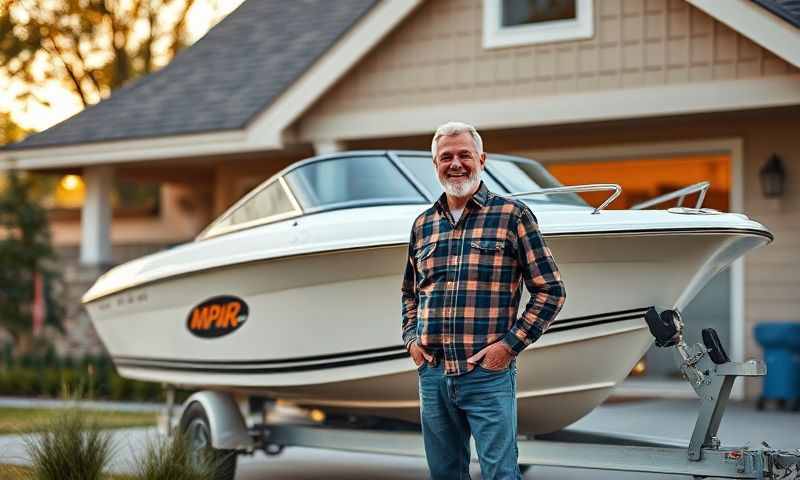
top-left (686, 0), bottom-right (800, 68)
top-left (0, 128), bottom-right (269, 171)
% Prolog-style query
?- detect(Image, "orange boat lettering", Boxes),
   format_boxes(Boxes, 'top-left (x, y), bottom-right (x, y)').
top-left (187, 297), bottom-right (248, 337)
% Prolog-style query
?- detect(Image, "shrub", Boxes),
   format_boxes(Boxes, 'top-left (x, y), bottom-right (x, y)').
top-left (23, 408), bottom-right (113, 480)
top-left (132, 431), bottom-right (215, 480)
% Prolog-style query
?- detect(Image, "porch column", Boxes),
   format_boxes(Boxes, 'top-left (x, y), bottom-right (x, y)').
top-left (80, 165), bottom-right (113, 266)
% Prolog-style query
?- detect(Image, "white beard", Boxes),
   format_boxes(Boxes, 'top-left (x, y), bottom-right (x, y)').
top-left (439, 169), bottom-right (481, 198)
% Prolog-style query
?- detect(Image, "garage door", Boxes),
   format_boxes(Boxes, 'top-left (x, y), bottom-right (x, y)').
top-left (547, 154), bottom-right (731, 380)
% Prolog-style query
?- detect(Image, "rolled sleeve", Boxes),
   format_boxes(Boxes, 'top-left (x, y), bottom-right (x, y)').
top-left (502, 208), bottom-right (566, 355)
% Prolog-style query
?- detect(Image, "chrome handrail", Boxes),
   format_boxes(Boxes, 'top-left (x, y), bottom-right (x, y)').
top-left (507, 184), bottom-right (622, 215)
top-left (631, 181), bottom-right (711, 210)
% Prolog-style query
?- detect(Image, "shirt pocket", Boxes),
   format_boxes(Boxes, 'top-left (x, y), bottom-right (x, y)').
top-left (469, 239), bottom-right (510, 282)
top-left (414, 241), bottom-right (438, 283)
top-left (470, 240), bottom-right (504, 253)
top-left (416, 241), bottom-right (436, 262)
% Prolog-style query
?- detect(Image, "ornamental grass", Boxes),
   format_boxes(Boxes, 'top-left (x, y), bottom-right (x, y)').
top-left (23, 409), bottom-right (113, 480)
top-left (132, 431), bottom-right (215, 480)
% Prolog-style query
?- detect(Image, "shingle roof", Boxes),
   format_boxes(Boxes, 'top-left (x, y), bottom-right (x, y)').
top-left (753, 0), bottom-right (800, 28)
top-left (5, 0), bottom-right (377, 151)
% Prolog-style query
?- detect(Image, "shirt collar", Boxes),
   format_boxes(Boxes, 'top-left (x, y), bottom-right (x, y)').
top-left (434, 181), bottom-right (490, 215)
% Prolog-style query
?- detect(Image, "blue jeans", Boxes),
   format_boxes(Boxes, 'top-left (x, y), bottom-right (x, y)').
top-left (418, 360), bottom-right (521, 480)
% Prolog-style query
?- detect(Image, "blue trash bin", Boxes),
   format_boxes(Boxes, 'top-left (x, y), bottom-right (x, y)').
top-left (754, 322), bottom-right (800, 411)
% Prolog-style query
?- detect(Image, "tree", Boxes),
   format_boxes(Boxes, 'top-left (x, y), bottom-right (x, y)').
top-left (0, 170), bottom-right (63, 347)
top-left (0, 110), bottom-right (30, 145)
top-left (0, 0), bottom-right (221, 110)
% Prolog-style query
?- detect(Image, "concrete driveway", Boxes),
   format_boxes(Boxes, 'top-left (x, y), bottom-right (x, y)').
top-left (231, 398), bottom-right (800, 479)
top-left (2, 398), bottom-right (797, 479)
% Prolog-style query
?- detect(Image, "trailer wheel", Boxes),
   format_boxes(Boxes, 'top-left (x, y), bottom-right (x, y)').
top-left (519, 464), bottom-right (532, 475)
top-left (180, 401), bottom-right (238, 480)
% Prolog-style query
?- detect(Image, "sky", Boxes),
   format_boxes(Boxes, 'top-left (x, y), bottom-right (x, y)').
top-left (0, 0), bottom-right (246, 133)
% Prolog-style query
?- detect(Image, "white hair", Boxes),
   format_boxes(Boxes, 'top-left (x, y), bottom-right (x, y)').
top-left (431, 121), bottom-right (483, 160)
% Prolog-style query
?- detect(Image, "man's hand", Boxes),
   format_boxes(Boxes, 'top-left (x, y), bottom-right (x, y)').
top-left (467, 342), bottom-right (514, 371)
top-left (409, 342), bottom-right (433, 367)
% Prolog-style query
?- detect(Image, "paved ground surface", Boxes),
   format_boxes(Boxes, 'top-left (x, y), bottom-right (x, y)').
top-left (231, 398), bottom-right (800, 479)
top-left (1, 397), bottom-right (797, 479)
top-left (0, 396), bottom-right (163, 412)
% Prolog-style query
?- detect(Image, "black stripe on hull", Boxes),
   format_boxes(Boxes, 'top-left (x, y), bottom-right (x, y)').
top-left (113, 307), bottom-right (652, 375)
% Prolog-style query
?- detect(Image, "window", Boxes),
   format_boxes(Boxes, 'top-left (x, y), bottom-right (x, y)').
top-left (214, 180), bottom-right (295, 231)
top-left (483, 0), bottom-right (594, 49)
top-left (283, 156), bottom-right (426, 211)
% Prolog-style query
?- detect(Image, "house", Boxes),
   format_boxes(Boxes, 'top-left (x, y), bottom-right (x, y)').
top-left (1, 0), bottom-right (798, 399)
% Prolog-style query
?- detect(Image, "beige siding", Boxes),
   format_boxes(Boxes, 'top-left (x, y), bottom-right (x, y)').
top-left (305, 0), bottom-right (798, 121)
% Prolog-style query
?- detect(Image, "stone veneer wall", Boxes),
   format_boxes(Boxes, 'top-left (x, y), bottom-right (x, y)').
top-left (53, 243), bottom-right (169, 358)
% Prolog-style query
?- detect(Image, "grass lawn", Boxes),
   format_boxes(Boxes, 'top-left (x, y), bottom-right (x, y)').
top-left (0, 407), bottom-right (157, 435)
top-left (0, 464), bottom-right (134, 479)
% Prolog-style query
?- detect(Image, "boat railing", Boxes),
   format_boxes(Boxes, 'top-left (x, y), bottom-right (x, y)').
top-left (630, 181), bottom-right (710, 210)
top-left (507, 184), bottom-right (622, 215)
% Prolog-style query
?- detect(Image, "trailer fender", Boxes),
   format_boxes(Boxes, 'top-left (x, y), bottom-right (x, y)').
top-left (182, 391), bottom-right (254, 451)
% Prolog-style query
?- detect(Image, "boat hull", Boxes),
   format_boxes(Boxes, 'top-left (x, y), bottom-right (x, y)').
top-left (86, 230), bottom-right (766, 433)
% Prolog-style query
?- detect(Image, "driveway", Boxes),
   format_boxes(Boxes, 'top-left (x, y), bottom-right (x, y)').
top-left (2, 398), bottom-right (797, 479)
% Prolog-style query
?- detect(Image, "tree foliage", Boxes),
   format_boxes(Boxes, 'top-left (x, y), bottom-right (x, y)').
top-left (0, 110), bottom-right (30, 145)
top-left (0, 170), bottom-right (63, 340)
top-left (0, 0), bottom-right (215, 109)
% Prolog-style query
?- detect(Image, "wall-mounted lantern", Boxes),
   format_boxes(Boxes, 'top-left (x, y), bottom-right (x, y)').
top-left (759, 154), bottom-right (786, 198)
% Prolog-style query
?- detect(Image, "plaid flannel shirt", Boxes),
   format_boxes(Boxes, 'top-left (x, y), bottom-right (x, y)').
top-left (401, 182), bottom-right (566, 375)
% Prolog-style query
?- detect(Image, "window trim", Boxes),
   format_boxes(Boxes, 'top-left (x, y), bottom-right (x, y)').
top-left (482, 0), bottom-right (594, 49)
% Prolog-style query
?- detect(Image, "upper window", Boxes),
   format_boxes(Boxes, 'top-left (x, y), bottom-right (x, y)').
top-left (283, 156), bottom-right (426, 212)
top-left (483, 0), bottom-right (594, 49)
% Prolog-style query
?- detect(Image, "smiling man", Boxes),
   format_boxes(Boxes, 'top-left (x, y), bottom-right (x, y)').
top-left (401, 121), bottom-right (566, 479)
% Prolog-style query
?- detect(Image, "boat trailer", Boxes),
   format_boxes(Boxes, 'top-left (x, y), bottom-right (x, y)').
top-left (168, 307), bottom-right (800, 479)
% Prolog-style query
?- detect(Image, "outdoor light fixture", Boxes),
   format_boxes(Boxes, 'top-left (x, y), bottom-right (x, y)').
top-left (759, 154), bottom-right (786, 198)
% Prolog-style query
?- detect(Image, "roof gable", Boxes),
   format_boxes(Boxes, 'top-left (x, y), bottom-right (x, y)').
top-left (6, 0), bottom-right (377, 150)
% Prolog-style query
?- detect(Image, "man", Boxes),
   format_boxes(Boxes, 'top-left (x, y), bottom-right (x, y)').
top-left (401, 121), bottom-right (566, 479)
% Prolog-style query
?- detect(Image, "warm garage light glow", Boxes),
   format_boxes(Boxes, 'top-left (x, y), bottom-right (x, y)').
top-left (60, 174), bottom-right (83, 191)
top-left (632, 359), bottom-right (647, 375)
top-left (309, 409), bottom-right (326, 423)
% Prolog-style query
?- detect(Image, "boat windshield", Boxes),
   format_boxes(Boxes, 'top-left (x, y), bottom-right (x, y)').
top-left (283, 155), bottom-right (427, 213)
top-left (397, 154), bottom-right (588, 208)
top-left (200, 152), bottom-right (589, 240)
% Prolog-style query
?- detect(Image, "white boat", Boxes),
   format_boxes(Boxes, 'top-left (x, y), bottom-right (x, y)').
top-left (82, 151), bottom-right (772, 434)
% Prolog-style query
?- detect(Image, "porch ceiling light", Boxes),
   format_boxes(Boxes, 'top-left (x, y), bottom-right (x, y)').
top-left (60, 174), bottom-right (84, 191)
top-left (759, 154), bottom-right (786, 198)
